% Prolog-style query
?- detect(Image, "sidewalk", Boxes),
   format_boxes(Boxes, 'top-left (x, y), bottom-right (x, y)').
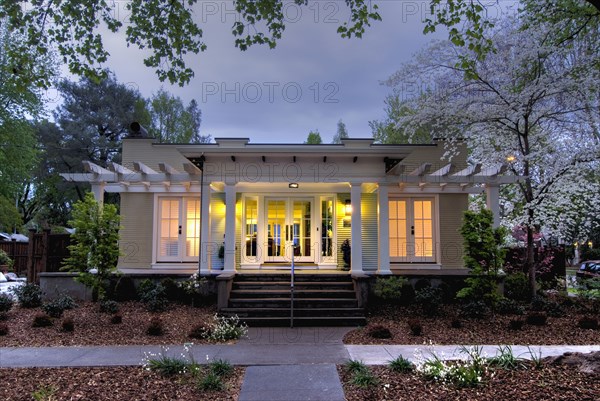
top-left (1, 327), bottom-right (599, 401)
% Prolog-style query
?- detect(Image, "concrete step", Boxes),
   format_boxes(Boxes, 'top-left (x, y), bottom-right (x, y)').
top-left (235, 274), bottom-right (352, 283)
top-left (228, 298), bottom-right (359, 309)
top-left (231, 316), bottom-right (366, 327)
top-left (230, 289), bottom-right (356, 299)
top-left (233, 281), bottom-right (354, 291)
top-left (221, 307), bottom-right (366, 318)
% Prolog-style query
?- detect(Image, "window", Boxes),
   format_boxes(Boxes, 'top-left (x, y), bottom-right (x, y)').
top-left (157, 197), bottom-right (200, 262)
top-left (389, 198), bottom-right (435, 263)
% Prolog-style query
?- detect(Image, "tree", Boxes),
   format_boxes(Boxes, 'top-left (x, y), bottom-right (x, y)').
top-left (62, 193), bottom-right (120, 301)
top-left (370, 94), bottom-right (433, 144)
top-left (147, 89), bottom-right (210, 143)
top-left (305, 130), bottom-right (323, 144)
top-left (0, 0), bottom-right (381, 87)
top-left (332, 119), bottom-right (349, 144)
top-left (385, 16), bottom-right (600, 296)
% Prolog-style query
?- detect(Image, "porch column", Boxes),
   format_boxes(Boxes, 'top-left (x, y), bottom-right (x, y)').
top-left (485, 184), bottom-right (500, 228)
top-left (378, 184), bottom-right (392, 275)
top-left (199, 184), bottom-right (212, 274)
top-left (223, 184), bottom-right (236, 272)
top-left (91, 182), bottom-right (105, 206)
top-left (350, 183), bottom-right (363, 273)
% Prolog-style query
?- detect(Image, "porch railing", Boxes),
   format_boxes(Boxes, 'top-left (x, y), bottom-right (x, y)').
top-left (290, 246), bottom-right (296, 328)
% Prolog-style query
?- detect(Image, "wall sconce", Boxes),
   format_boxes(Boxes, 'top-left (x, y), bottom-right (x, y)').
top-left (345, 199), bottom-right (352, 216)
top-left (289, 183), bottom-right (299, 189)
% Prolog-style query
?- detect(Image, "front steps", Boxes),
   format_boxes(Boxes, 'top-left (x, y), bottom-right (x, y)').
top-left (220, 274), bottom-right (366, 327)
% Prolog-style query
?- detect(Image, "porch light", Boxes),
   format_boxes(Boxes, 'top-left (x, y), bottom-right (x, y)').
top-left (289, 183), bottom-right (299, 189)
top-left (589, 241), bottom-right (593, 248)
top-left (345, 199), bottom-right (352, 216)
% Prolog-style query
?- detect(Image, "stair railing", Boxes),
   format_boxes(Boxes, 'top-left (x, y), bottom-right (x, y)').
top-left (290, 244), bottom-right (296, 328)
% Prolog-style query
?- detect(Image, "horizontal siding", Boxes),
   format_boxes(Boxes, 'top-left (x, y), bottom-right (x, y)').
top-left (118, 193), bottom-right (154, 269)
top-left (361, 193), bottom-right (378, 271)
top-left (439, 194), bottom-right (468, 269)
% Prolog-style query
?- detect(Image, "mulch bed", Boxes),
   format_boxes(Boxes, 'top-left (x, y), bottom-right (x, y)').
top-left (0, 366), bottom-right (245, 401)
top-left (344, 304), bottom-right (600, 345)
top-left (0, 301), bottom-right (220, 346)
top-left (339, 364), bottom-right (600, 401)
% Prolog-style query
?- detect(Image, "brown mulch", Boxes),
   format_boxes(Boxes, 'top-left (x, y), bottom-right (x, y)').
top-left (338, 364), bottom-right (600, 401)
top-left (0, 302), bottom-right (221, 347)
top-left (344, 304), bottom-right (600, 345)
top-left (0, 366), bottom-right (245, 401)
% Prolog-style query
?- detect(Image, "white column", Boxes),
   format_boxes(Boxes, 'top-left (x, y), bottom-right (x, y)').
top-left (223, 184), bottom-right (236, 272)
top-left (378, 184), bottom-right (392, 275)
top-left (485, 185), bottom-right (500, 228)
top-left (91, 182), bottom-right (105, 206)
top-left (199, 184), bottom-right (212, 274)
top-left (350, 183), bottom-right (363, 273)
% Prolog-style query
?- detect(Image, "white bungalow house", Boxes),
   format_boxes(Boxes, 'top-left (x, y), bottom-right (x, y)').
top-left (62, 134), bottom-right (515, 278)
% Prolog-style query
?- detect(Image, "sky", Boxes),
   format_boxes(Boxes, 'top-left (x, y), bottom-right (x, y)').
top-left (47, 1), bottom-right (513, 144)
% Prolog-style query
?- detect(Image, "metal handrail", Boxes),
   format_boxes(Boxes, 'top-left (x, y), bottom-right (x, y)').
top-left (290, 244), bottom-right (295, 328)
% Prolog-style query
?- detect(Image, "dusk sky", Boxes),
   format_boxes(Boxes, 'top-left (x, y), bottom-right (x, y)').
top-left (49, 1), bottom-right (514, 143)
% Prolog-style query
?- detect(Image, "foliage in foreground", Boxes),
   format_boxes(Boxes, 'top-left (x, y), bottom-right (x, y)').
top-left (11, 283), bottom-right (42, 308)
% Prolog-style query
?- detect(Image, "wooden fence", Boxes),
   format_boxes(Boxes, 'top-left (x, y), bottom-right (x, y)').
top-left (0, 229), bottom-right (71, 283)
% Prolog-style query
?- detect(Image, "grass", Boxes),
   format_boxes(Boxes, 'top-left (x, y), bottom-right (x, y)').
top-left (388, 355), bottom-right (414, 373)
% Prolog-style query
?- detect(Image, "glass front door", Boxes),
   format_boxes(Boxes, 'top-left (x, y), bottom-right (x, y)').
top-left (389, 198), bottom-right (435, 263)
top-left (266, 198), bottom-right (313, 263)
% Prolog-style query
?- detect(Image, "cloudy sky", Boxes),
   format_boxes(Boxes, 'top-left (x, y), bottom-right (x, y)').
top-left (53, 1), bottom-right (513, 143)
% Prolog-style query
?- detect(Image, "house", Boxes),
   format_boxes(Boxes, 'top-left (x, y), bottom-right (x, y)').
top-left (62, 135), bottom-right (516, 277)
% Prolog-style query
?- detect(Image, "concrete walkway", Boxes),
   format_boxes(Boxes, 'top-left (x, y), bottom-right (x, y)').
top-left (1, 327), bottom-right (599, 401)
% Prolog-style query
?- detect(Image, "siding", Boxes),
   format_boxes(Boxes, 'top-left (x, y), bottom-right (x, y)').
top-left (118, 193), bottom-right (154, 269)
top-left (361, 193), bottom-right (378, 271)
top-left (438, 194), bottom-right (468, 269)
top-left (210, 192), bottom-right (226, 270)
top-left (336, 193), bottom-right (351, 267)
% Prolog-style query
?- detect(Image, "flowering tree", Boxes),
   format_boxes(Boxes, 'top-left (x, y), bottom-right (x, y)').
top-left (383, 15), bottom-right (600, 296)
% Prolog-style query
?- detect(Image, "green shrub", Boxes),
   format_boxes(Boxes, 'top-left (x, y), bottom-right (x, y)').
top-left (42, 294), bottom-right (77, 318)
top-left (459, 300), bottom-right (490, 319)
top-left (11, 283), bottom-right (42, 308)
top-left (161, 278), bottom-right (185, 302)
top-left (415, 287), bottom-right (443, 316)
top-left (344, 359), bottom-right (368, 374)
top-left (494, 297), bottom-right (524, 315)
top-left (351, 369), bottom-right (379, 387)
top-left (504, 272), bottom-right (530, 302)
top-left (198, 372), bottom-right (224, 391)
top-left (367, 324), bottom-right (392, 339)
top-left (388, 356), bottom-right (414, 373)
top-left (530, 296), bottom-right (563, 317)
top-left (146, 317), bottom-right (164, 336)
top-left (0, 293), bottom-right (14, 312)
top-left (487, 345), bottom-right (525, 370)
top-left (32, 313), bottom-right (53, 327)
top-left (146, 354), bottom-right (188, 376)
top-left (207, 314), bottom-right (248, 342)
top-left (209, 359), bottom-right (233, 377)
top-left (373, 276), bottom-right (408, 303)
top-left (99, 299), bottom-right (120, 314)
top-left (138, 280), bottom-right (169, 312)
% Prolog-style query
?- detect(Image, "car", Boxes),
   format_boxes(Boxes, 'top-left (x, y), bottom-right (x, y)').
top-left (577, 260), bottom-right (600, 279)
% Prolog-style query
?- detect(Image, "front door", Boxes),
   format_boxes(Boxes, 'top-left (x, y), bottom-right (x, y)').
top-left (265, 198), bottom-right (313, 263)
top-left (389, 198), bottom-right (435, 263)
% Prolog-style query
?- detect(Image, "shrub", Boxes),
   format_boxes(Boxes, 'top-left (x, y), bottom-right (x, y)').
top-left (0, 293), bottom-right (14, 312)
top-left (526, 311), bottom-right (547, 326)
top-left (188, 323), bottom-right (211, 339)
top-left (146, 317), bottom-right (164, 336)
top-left (99, 299), bottom-right (120, 314)
top-left (138, 280), bottom-right (169, 312)
top-left (459, 301), bottom-right (490, 319)
top-left (110, 313), bottom-right (123, 324)
top-left (416, 346), bottom-right (488, 388)
top-left (351, 369), bottom-right (379, 387)
top-left (451, 318), bottom-right (462, 329)
top-left (344, 359), bottom-right (368, 374)
top-left (209, 359), bottom-right (233, 377)
top-left (373, 276), bottom-right (408, 303)
top-left (509, 319), bottom-right (524, 331)
top-left (388, 356), bottom-right (414, 373)
top-left (578, 316), bottom-right (598, 330)
top-left (146, 353), bottom-right (188, 376)
top-left (61, 317), bottom-right (75, 332)
top-left (207, 314), bottom-right (248, 342)
top-left (504, 272), bottom-right (530, 302)
top-left (0, 323), bottom-right (8, 336)
top-left (415, 287), bottom-right (443, 316)
top-left (494, 298), bottom-right (524, 315)
top-left (367, 324), bottom-right (392, 339)
top-left (11, 283), bottom-right (42, 308)
top-left (161, 278), bottom-right (184, 302)
top-left (42, 294), bottom-right (77, 318)
top-left (198, 372), bottom-right (224, 391)
top-left (32, 313), bottom-right (53, 327)
top-left (408, 319), bottom-right (422, 336)
top-left (530, 295), bottom-right (563, 317)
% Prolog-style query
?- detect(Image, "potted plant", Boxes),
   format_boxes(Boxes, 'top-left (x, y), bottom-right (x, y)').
top-left (341, 239), bottom-right (351, 270)
top-left (0, 249), bottom-right (13, 272)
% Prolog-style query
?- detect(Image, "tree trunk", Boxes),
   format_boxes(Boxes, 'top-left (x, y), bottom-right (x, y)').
top-left (526, 209), bottom-right (536, 298)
